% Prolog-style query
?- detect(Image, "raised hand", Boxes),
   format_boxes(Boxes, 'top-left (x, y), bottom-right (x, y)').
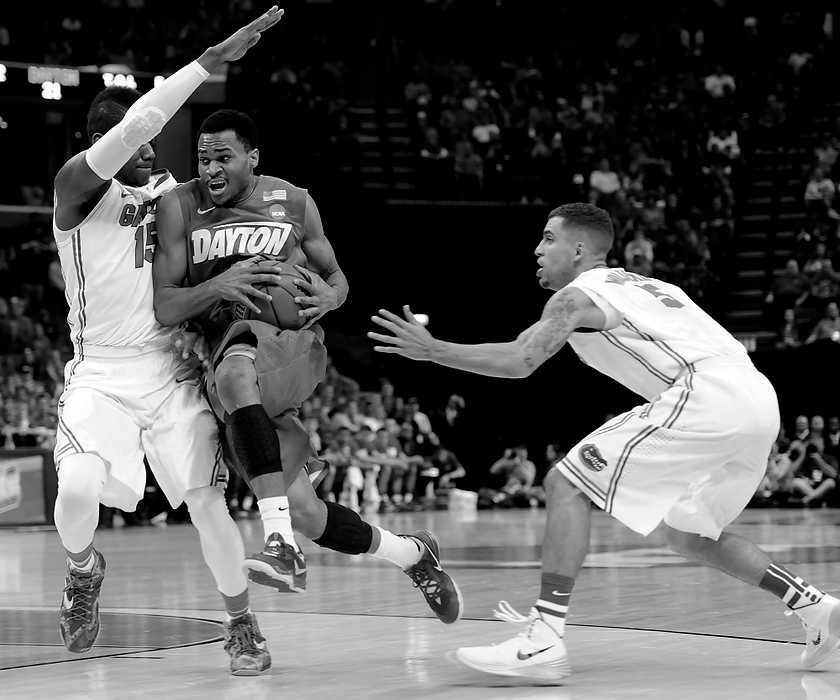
top-left (202, 6), bottom-right (284, 70)
top-left (368, 305), bottom-right (437, 361)
top-left (292, 264), bottom-right (338, 328)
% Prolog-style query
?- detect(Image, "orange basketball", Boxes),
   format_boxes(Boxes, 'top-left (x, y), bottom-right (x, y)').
top-left (249, 261), bottom-right (310, 330)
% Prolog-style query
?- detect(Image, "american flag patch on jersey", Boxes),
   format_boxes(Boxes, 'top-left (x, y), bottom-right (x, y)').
top-left (263, 189), bottom-right (287, 202)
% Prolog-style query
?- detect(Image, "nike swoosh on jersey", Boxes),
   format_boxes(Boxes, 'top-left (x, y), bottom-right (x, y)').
top-left (197, 206), bottom-right (216, 214)
top-left (516, 646), bottom-right (554, 661)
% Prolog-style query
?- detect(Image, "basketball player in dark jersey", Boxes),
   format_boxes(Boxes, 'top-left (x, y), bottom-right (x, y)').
top-left (153, 110), bottom-right (462, 624)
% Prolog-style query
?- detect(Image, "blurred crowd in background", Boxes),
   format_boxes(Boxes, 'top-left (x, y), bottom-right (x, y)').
top-left (0, 1), bottom-right (839, 524)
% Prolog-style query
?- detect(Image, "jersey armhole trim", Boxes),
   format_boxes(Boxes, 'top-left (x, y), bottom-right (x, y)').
top-left (571, 284), bottom-right (624, 330)
top-left (54, 179), bottom-right (118, 241)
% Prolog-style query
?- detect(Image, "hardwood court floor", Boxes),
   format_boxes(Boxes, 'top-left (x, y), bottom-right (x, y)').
top-left (2, 507), bottom-right (840, 699)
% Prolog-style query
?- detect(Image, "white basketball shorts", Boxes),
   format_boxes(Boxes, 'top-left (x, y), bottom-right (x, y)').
top-left (555, 358), bottom-right (780, 539)
top-left (54, 345), bottom-right (225, 511)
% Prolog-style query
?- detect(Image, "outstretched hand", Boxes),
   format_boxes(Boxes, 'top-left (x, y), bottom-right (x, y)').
top-left (368, 305), bottom-right (437, 361)
top-left (204, 6), bottom-right (284, 67)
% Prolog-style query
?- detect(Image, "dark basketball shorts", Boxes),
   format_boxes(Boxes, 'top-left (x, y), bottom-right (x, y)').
top-left (206, 319), bottom-right (327, 421)
top-left (205, 319), bottom-right (327, 482)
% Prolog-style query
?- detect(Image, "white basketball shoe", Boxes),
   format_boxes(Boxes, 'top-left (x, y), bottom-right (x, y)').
top-left (454, 601), bottom-right (571, 682)
top-left (795, 594), bottom-right (840, 668)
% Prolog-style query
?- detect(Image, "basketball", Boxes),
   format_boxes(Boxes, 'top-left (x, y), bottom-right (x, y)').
top-left (249, 260), bottom-right (311, 330)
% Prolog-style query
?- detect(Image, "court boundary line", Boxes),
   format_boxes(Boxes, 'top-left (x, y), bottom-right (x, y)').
top-left (0, 612), bottom-right (223, 672)
top-left (0, 607), bottom-right (805, 673)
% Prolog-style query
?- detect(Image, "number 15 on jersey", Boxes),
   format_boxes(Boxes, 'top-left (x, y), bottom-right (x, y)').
top-left (134, 220), bottom-right (157, 268)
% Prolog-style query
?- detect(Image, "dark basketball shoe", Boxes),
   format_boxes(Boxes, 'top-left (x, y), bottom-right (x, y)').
top-left (403, 529), bottom-right (463, 624)
top-left (59, 550), bottom-right (106, 653)
top-left (244, 533), bottom-right (306, 593)
top-left (224, 613), bottom-right (271, 676)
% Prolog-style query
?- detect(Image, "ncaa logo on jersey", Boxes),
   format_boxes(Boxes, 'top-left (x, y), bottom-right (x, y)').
top-left (579, 444), bottom-right (608, 472)
top-left (269, 204), bottom-right (286, 218)
top-left (231, 302), bottom-right (249, 320)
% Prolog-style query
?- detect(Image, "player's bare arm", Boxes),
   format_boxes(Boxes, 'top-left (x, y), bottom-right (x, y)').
top-left (53, 6), bottom-right (284, 231)
top-left (368, 287), bottom-right (605, 379)
top-left (293, 193), bottom-right (349, 327)
top-left (152, 191), bottom-right (286, 326)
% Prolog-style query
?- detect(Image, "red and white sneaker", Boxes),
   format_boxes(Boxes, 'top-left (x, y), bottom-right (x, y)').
top-left (454, 601), bottom-right (571, 682)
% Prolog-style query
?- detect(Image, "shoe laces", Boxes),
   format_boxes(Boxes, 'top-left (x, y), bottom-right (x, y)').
top-left (406, 558), bottom-right (442, 602)
top-left (63, 573), bottom-right (99, 623)
top-left (493, 601), bottom-right (540, 640)
top-left (226, 616), bottom-right (265, 654)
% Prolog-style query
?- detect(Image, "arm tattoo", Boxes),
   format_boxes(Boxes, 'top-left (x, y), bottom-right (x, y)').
top-left (521, 292), bottom-right (578, 372)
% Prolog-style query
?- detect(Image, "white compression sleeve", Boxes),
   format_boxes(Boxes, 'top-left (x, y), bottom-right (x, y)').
top-left (85, 60), bottom-right (209, 180)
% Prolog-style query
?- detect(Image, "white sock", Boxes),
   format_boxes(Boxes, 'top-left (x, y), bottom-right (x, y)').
top-left (68, 551), bottom-right (96, 573)
top-left (185, 487), bottom-right (248, 597)
top-left (258, 496), bottom-right (299, 551)
top-left (369, 526), bottom-right (422, 570)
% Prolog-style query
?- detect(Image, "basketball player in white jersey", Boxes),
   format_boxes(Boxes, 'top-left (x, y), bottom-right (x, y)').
top-left (369, 202), bottom-right (840, 682)
top-left (51, 6), bottom-right (284, 674)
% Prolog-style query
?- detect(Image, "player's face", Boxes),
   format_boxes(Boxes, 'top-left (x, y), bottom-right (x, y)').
top-left (535, 217), bottom-right (578, 291)
top-left (197, 130), bottom-right (258, 205)
top-left (108, 139), bottom-right (155, 187)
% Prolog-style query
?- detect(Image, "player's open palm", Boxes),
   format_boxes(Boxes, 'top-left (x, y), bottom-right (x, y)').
top-left (208, 6), bottom-right (284, 64)
top-left (369, 306), bottom-right (437, 361)
top-left (212, 257), bottom-right (284, 314)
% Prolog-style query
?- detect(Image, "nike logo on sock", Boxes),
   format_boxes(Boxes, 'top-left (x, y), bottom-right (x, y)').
top-left (551, 590), bottom-right (568, 597)
top-left (516, 645), bottom-right (554, 661)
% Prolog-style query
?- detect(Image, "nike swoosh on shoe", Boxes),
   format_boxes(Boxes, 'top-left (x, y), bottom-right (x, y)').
top-left (516, 646), bottom-right (554, 661)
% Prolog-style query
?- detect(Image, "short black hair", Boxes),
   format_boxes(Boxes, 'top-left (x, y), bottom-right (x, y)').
top-left (199, 109), bottom-right (258, 150)
top-left (87, 86), bottom-right (142, 142)
top-left (547, 202), bottom-right (614, 254)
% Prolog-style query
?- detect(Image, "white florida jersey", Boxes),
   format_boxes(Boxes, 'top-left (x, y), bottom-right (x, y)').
top-left (566, 267), bottom-right (749, 401)
top-left (54, 170), bottom-right (177, 353)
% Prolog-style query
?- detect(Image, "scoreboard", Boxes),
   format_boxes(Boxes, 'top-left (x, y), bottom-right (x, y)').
top-left (0, 60), bottom-right (165, 103)
top-left (0, 60), bottom-right (226, 202)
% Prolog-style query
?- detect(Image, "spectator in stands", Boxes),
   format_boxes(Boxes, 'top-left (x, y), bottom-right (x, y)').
top-left (416, 446), bottom-right (465, 506)
top-left (7, 297), bottom-right (34, 352)
top-left (811, 415), bottom-right (826, 444)
top-left (804, 167), bottom-right (837, 224)
top-left (624, 227), bottom-right (654, 272)
top-left (323, 359), bottom-right (360, 402)
top-left (793, 415), bottom-right (810, 442)
top-left (487, 445), bottom-right (539, 507)
top-left (432, 393), bottom-right (468, 459)
top-left (453, 138), bottom-right (484, 199)
top-left (765, 259), bottom-right (810, 322)
top-left (405, 396), bottom-right (433, 436)
top-left (791, 440), bottom-right (837, 507)
top-left (815, 134), bottom-right (839, 176)
top-left (654, 226), bottom-right (687, 281)
top-left (704, 64), bottom-right (736, 99)
top-left (757, 94), bottom-right (787, 131)
top-left (754, 440), bottom-right (797, 507)
top-left (589, 158), bottom-right (622, 209)
top-left (777, 308), bottom-right (803, 349)
top-left (707, 128), bottom-right (741, 163)
top-left (806, 301), bottom-right (840, 344)
top-left (418, 127), bottom-right (451, 195)
top-left (826, 416), bottom-right (840, 462)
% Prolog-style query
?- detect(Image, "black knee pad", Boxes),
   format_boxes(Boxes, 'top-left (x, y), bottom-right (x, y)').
top-left (313, 501), bottom-right (373, 555)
